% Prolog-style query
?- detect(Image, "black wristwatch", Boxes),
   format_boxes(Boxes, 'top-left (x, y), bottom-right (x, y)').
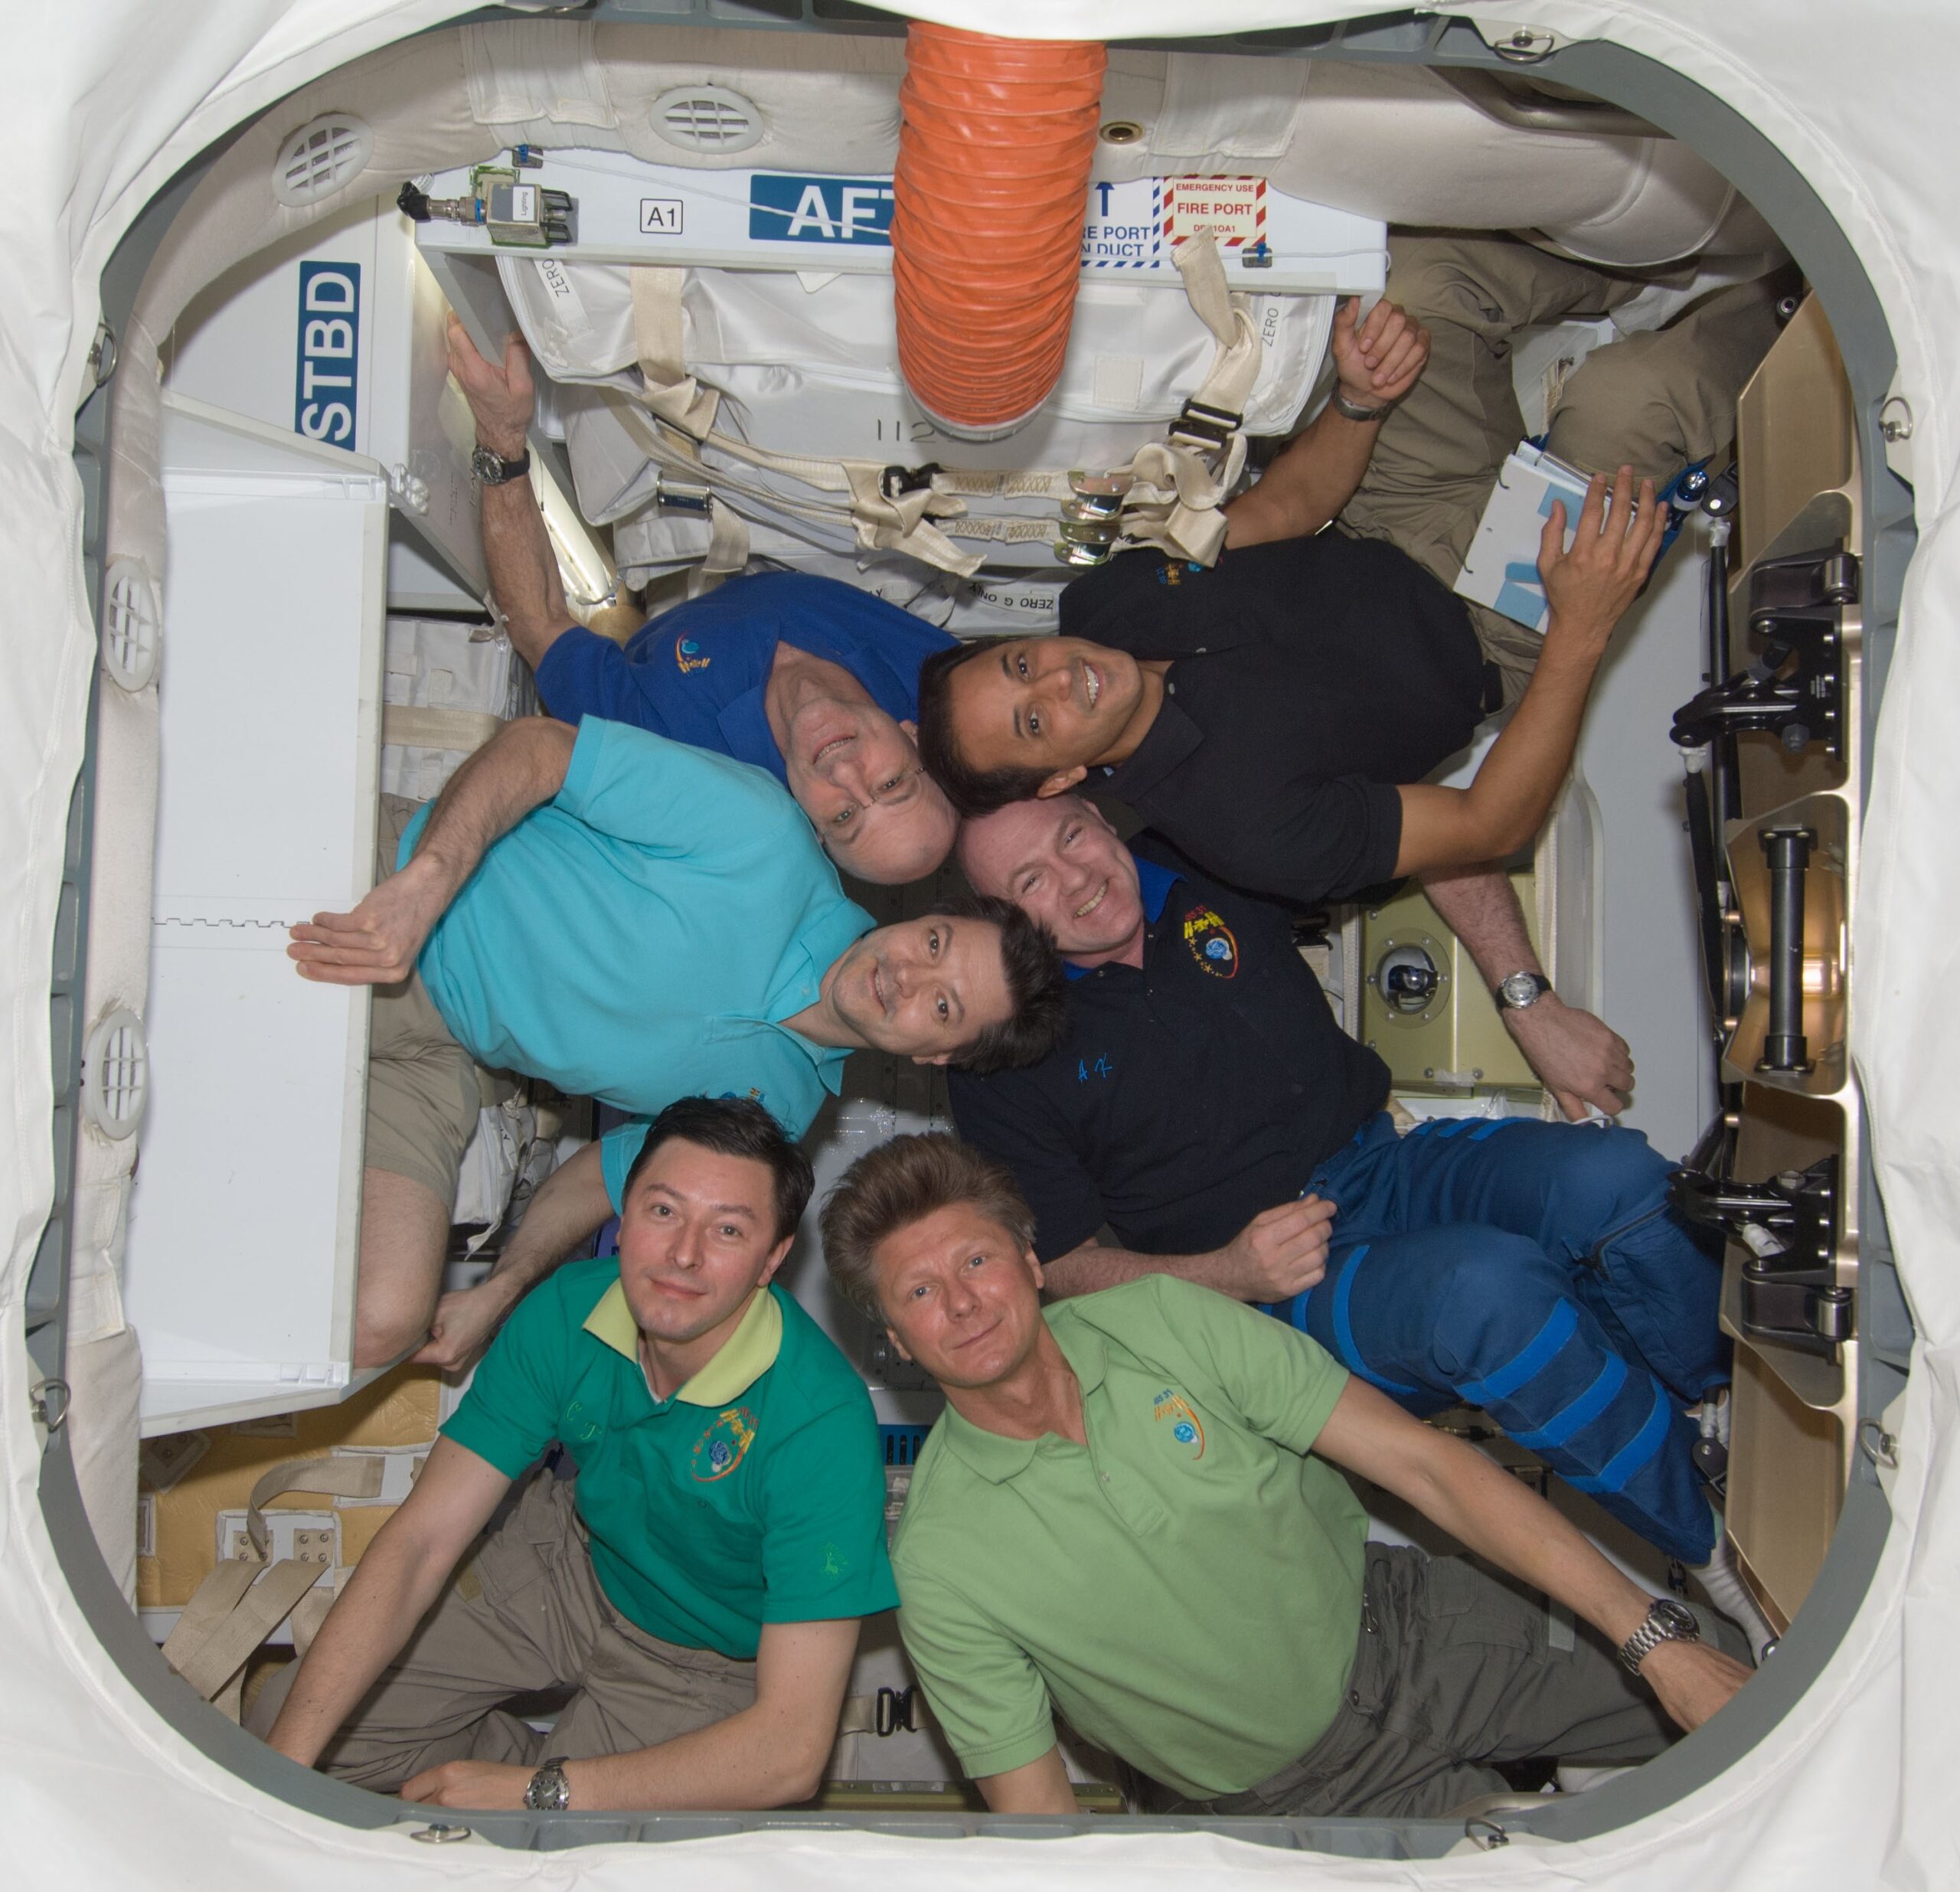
top-left (523, 1754), bottom-right (572, 1810)
top-left (1619, 1597), bottom-right (1700, 1674)
top-left (1493, 970), bottom-right (1553, 1011)
top-left (1329, 390), bottom-right (1394, 423)
top-left (471, 443), bottom-right (532, 486)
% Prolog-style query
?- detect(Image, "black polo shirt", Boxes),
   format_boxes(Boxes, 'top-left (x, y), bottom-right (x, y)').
top-left (946, 842), bottom-right (1390, 1262)
top-left (1060, 529), bottom-right (1489, 907)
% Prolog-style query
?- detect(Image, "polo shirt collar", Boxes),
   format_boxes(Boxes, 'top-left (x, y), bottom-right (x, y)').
top-left (934, 1309), bottom-right (1108, 1482)
top-left (1099, 688), bottom-right (1200, 805)
top-left (580, 1280), bottom-right (784, 1406)
top-left (1063, 852), bottom-right (1181, 980)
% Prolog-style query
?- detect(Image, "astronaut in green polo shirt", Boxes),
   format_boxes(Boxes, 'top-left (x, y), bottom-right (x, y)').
top-left (819, 1134), bottom-right (1753, 1820)
top-left (253, 1097), bottom-right (898, 1813)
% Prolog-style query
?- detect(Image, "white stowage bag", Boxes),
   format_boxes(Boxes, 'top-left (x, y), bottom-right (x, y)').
top-left (501, 256), bottom-right (1334, 575)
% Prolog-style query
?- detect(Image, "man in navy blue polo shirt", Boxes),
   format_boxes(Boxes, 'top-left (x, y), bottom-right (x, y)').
top-left (948, 794), bottom-right (1730, 1570)
top-left (448, 316), bottom-right (959, 884)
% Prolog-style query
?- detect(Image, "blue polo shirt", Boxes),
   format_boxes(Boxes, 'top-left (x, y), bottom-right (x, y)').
top-left (402, 719), bottom-right (868, 1141)
top-left (536, 571), bottom-right (958, 786)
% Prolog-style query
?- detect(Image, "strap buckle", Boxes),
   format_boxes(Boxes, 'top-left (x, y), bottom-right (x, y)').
top-left (1168, 397), bottom-right (1244, 454)
top-left (875, 1685), bottom-right (920, 1736)
top-left (880, 462), bottom-right (943, 502)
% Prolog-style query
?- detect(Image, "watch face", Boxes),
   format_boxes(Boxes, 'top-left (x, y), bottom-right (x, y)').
top-left (1652, 1598), bottom-right (1700, 1637)
top-left (1500, 972), bottom-right (1540, 1008)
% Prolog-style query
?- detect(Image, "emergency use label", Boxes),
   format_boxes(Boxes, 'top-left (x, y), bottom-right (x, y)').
top-left (294, 260), bottom-right (361, 449)
top-left (1162, 177), bottom-right (1266, 247)
top-left (748, 174), bottom-right (894, 245)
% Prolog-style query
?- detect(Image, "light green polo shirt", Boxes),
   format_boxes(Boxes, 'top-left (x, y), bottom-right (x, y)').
top-left (891, 1275), bottom-right (1367, 1799)
top-left (444, 1256), bottom-right (899, 1658)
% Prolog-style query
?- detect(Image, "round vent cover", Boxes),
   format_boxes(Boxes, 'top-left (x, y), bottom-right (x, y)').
top-left (82, 1008), bottom-right (149, 1142)
top-left (272, 114), bottom-right (374, 208)
top-left (651, 86), bottom-right (762, 155)
top-left (100, 556), bottom-right (162, 692)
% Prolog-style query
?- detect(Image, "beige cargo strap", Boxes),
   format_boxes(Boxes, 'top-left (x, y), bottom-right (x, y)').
top-left (381, 705), bottom-right (503, 755)
top-left (160, 1453), bottom-right (386, 1720)
top-left (620, 230), bottom-right (1265, 579)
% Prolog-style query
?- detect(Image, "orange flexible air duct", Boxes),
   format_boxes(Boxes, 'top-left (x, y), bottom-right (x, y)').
top-left (891, 23), bottom-right (1107, 440)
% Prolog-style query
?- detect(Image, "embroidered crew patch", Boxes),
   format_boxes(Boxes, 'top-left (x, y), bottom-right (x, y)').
top-left (1152, 1388), bottom-right (1206, 1459)
top-left (691, 1405), bottom-right (758, 1482)
top-left (675, 633), bottom-right (711, 674)
top-left (1182, 905), bottom-right (1239, 978)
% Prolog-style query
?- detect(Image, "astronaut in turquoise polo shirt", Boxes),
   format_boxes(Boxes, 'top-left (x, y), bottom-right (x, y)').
top-left (256, 1097), bottom-right (900, 1813)
top-left (287, 715), bottom-right (1065, 1368)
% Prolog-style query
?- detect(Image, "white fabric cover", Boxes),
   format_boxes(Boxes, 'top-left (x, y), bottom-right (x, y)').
top-left (0, 5), bottom-right (1954, 1888)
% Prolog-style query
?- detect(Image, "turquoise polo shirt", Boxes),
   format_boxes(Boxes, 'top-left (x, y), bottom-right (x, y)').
top-left (403, 719), bottom-right (869, 1139)
top-left (443, 1259), bottom-right (900, 1656)
top-left (892, 1276), bottom-right (1366, 1798)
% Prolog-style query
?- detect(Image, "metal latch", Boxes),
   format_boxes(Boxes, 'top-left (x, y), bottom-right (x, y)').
top-left (1669, 547), bottom-right (1857, 759)
top-left (875, 1685), bottom-right (920, 1737)
top-left (1668, 1155), bottom-right (1851, 1356)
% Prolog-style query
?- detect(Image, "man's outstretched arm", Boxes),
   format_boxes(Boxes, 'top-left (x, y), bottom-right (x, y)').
top-left (1225, 296), bottom-right (1431, 548)
top-left (288, 716), bottom-right (577, 985)
top-left (446, 313), bottom-right (580, 672)
top-left (1391, 467), bottom-right (1662, 877)
top-left (1421, 864), bottom-right (1635, 1119)
top-left (265, 1438), bottom-right (512, 1768)
top-left (1313, 1378), bottom-right (1751, 1734)
top-left (413, 1141), bottom-right (615, 1373)
top-left (400, 1616), bottom-right (863, 1811)
top-left (1040, 1197), bottom-right (1336, 1305)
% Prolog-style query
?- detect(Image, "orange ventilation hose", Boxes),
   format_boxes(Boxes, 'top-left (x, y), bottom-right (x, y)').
top-left (891, 23), bottom-right (1107, 440)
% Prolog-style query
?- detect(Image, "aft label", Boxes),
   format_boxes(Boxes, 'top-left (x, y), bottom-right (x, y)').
top-left (749, 173), bottom-right (894, 245)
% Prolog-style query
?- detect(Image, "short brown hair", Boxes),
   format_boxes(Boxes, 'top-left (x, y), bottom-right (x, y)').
top-left (818, 1134), bottom-right (1036, 1321)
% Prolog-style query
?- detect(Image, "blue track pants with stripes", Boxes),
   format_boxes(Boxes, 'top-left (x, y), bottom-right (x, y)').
top-left (1263, 1113), bottom-right (1726, 1562)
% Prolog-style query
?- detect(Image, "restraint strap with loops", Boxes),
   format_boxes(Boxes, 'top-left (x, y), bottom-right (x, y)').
top-left (160, 1453), bottom-right (387, 1720)
top-left (619, 233), bottom-right (1270, 582)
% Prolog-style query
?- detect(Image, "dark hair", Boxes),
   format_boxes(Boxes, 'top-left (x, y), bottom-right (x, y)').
top-left (820, 1133), bottom-right (1037, 1320)
top-left (939, 894), bottom-right (1067, 1075)
top-left (622, 1095), bottom-right (815, 1244)
top-left (916, 636), bottom-right (1060, 817)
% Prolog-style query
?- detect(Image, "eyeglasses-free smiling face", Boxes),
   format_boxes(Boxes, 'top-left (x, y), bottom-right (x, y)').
top-left (820, 914), bottom-right (1014, 1064)
top-left (957, 796), bottom-right (1144, 963)
top-left (780, 698), bottom-right (959, 885)
top-left (616, 1139), bottom-right (792, 1349)
top-left (943, 636), bottom-right (1152, 784)
top-left (870, 1203), bottom-right (1047, 1393)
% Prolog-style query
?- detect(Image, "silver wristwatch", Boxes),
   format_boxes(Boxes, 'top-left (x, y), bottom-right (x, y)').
top-left (1329, 389), bottom-right (1393, 423)
top-left (1619, 1596), bottom-right (1701, 1675)
top-left (523, 1754), bottom-right (572, 1811)
top-left (471, 443), bottom-right (532, 486)
top-left (1494, 970), bottom-right (1553, 1011)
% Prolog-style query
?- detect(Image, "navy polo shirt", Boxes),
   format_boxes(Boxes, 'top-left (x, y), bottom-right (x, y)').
top-left (947, 842), bottom-right (1390, 1261)
top-left (536, 570), bottom-right (957, 787)
top-left (1060, 531), bottom-right (1488, 906)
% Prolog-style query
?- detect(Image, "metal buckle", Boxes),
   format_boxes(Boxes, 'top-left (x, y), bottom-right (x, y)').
top-left (653, 472), bottom-right (711, 515)
top-left (1168, 398), bottom-right (1243, 453)
top-left (880, 462), bottom-right (943, 502)
top-left (875, 1685), bottom-right (919, 1736)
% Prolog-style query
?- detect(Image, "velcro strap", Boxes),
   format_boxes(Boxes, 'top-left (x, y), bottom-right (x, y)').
top-left (382, 706), bottom-right (503, 756)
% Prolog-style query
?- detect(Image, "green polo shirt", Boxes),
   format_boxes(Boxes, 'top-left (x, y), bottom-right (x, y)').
top-left (443, 1258), bottom-right (899, 1658)
top-left (891, 1275), bottom-right (1367, 1799)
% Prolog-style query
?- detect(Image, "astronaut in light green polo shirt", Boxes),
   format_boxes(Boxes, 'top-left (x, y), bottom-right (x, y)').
top-left (819, 1135), bottom-right (1754, 1820)
top-left (256, 1098), bottom-right (898, 1815)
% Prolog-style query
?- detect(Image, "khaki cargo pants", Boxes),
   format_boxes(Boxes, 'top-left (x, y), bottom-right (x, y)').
top-left (1337, 234), bottom-right (1785, 707)
top-left (1161, 1544), bottom-right (1748, 1820)
top-left (248, 1473), bottom-right (756, 1789)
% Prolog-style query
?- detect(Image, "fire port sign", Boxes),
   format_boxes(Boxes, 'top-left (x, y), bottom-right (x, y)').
top-left (1161, 177), bottom-right (1267, 249)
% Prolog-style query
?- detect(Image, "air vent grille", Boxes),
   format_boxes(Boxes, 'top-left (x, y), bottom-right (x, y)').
top-left (652, 86), bottom-right (762, 155)
top-left (82, 1009), bottom-right (149, 1142)
top-left (272, 114), bottom-right (374, 207)
top-left (100, 557), bottom-right (162, 692)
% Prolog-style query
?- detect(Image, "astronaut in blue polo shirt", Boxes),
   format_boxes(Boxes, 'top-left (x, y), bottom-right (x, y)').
top-left (448, 315), bottom-right (959, 885)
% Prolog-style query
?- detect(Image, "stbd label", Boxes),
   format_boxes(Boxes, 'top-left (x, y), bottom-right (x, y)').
top-left (293, 260), bottom-right (361, 449)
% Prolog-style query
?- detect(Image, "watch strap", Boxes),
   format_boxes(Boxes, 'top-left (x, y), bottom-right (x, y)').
top-left (472, 444), bottom-right (532, 486)
top-left (1494, 970), bottom-right (1553, 1009)
top-left (1329, 390), bottom-right (1394, 423)
top-left (524, 1754), bottom-right (572, 1811)
top-left (1619, 1599), bottom-right (1700, 1675)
